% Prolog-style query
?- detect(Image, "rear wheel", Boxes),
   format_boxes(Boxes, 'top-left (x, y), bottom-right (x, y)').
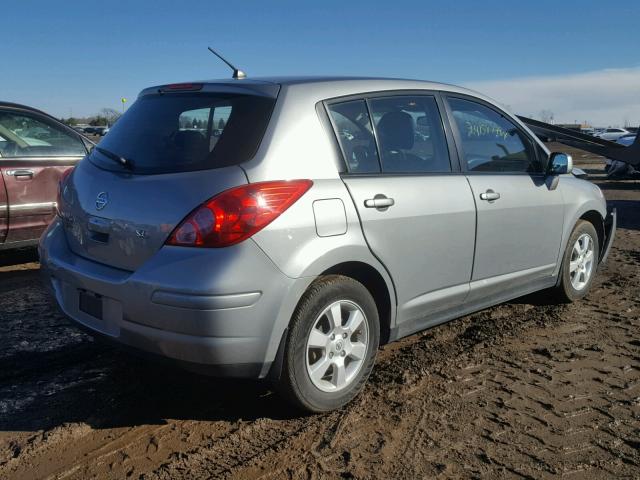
top-left (279, 275), bottom-right (379, 412)
top-left (552, 220), bottom-right (599, 302)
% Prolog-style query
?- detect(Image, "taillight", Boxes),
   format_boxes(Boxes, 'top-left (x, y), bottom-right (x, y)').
top-left (166, 180), bottom-right (313, 248)
top-left (160, 83), bottom-right (203, 92)
top-left (56, 167), bottom-right (74, 216)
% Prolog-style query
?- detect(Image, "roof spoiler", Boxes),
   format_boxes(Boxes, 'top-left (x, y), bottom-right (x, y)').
top-left (518, 116), bottom-right (640, 167)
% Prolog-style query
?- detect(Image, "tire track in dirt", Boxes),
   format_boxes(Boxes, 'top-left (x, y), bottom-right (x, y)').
top-left (184, 231), bottom-right (639, 479)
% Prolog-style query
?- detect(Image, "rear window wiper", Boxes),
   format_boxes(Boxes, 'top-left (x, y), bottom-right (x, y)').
top-left (94, 146), bottom-right (133, 170)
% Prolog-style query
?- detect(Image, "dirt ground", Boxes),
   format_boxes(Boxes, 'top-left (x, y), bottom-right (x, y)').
top-left (0, 153), bottom-right (638, 479)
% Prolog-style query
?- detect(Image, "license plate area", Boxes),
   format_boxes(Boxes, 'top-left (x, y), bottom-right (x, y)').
top-left (79, 290), bottom-right (103, 320)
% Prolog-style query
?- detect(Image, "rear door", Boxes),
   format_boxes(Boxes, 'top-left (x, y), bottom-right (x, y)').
top-left (328, 93), bottom-right (476, 328)
top-left (0, 108), bottom-right (85, 244)
top-left (444, 95), bottom-right (564, 301)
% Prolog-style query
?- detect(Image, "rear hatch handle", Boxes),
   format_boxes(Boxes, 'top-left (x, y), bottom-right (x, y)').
top-left (87, 217), bottom-right (111, 243)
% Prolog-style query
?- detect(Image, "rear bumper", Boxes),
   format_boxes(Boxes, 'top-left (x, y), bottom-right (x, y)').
top-left (600, 207), bottom-right (616, 264)
top-left (39, 219), bottom-right (311, 378)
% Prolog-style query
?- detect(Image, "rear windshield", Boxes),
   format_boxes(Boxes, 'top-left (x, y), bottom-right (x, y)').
top-left (89, 92), bottom-right (276, 174)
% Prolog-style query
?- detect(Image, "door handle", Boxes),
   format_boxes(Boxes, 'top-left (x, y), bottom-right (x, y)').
top-left (7, 169), bottom-right (34, 178)
top-left (479, 189), bottom-right (500, 201)
top-left (364, 195), bottom-right (395, 209)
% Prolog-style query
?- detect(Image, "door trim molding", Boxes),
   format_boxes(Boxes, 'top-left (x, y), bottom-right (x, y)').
top-left (9, 201), bottom-right (57, 215)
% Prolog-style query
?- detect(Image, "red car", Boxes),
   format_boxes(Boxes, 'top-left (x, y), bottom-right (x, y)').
top-left (0, 102), bottom-right (92, 250)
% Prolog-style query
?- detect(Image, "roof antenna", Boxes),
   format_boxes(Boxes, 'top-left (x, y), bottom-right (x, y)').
top-left (207, 46), bottom-right (246, 79)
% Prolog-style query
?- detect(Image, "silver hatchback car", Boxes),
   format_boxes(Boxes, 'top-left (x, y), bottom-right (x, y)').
top-left (40, 77), bottom-right (616, 412)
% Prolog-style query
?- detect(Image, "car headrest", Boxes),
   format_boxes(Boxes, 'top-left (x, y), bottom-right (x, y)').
top-left (174, 130), bottom-right (207, 159)
top-left (378, 111), bottom-right (415, 151)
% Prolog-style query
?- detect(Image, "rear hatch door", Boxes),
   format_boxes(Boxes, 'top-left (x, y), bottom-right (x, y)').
top-left (62, 161), bottom-right (247, 271)
top-left (58, 86), bottom-right (277, 271)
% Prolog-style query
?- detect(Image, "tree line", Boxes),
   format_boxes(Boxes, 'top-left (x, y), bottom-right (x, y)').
top-left (60, 108), bottom-right (121, 127)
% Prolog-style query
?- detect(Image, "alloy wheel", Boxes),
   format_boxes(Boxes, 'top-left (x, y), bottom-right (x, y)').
top-left (305, 300), bottom-right (369, 393)
top-left (569, 233), bottom-right (595, 291)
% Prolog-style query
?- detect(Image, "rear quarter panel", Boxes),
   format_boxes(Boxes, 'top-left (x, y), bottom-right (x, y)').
top-left (240, 84), bottom-right (347, 181)
top-left (251, 178), bottom-right (398, 324)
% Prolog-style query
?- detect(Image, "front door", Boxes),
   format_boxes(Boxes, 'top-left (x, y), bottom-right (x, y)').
top-left (445, 96), bottom-right (564, 300)
top-left (0, 108), bottom-right (86, 244)
top-left (326, 94), bottom-right (476, 330)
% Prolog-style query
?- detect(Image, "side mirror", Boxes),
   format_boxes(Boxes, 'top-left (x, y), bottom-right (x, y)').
top-left (548, 152), bottom-right (573, 175)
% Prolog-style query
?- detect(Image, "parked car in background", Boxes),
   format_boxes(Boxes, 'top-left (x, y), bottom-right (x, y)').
top-left (606, 134), bottom-right (639, 178)
top-left (40, 77), bottom-right (615, 412)
top-left (597, 128), bottom-right (630, 141)
top-left (84, 126), bottom-right (109, 136)
top-left (616, 133), bottom-right (637, 146)
top-left (0, 102), bottom-right (92, 250)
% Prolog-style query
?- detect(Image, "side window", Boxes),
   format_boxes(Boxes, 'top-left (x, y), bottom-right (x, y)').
top-left (0, 111), bottom-right (86, 158)
top-left (327, 100), bottom-right (380, 174)
top-left (448, 97), bottom-right (541, 173)
top-left (369, 95), bottom-right (451, 173)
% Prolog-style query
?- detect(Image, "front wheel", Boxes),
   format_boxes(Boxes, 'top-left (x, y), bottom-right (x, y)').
top-left (278, 275), bottom-right (380, 412)
top-left (552, 220), bottom-right (599, 302)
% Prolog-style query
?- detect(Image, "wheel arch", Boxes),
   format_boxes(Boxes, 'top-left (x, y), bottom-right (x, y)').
top-left (579, 210), bottom-right (605, 258)
top-left (553, 182), bottom-right (607, 279)
top-left (320, 261), bottom-right (394, 344)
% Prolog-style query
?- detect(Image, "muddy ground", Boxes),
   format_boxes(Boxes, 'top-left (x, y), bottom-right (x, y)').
top-left (0, 154), bottom-right (638, 479)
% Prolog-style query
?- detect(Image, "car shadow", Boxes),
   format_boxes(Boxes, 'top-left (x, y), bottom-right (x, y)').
top-left (0, 247), bottom-right (38, 268)
top-left (0, 336), bottom-right (301, 433)
top-left (0, 251), bottom-right (304, 434)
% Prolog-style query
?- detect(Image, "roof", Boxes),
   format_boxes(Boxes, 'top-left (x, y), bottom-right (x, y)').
top-left (0, 101), bottom-right (54, 117)
top-left (142, 75), bottom-right (493, 105)
top-left (197, 75), bottom-right (476, 93)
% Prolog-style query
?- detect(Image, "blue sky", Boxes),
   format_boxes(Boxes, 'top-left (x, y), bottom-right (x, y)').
top-left (3, 0), bottom-right (639, 125)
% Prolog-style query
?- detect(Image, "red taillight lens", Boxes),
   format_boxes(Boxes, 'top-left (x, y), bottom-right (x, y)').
top-left (56, 167), bottom-right (74, 216)
top-left (166, 180), bottom-right (313, 248)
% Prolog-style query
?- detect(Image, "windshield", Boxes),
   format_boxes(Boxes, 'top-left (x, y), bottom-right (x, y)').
top-left (90, 92), bottom-right (276, 174)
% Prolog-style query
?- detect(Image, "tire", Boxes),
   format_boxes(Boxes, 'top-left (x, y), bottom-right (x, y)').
top-left (552, 220), bottom-right (599, 303)
top-left (278, 275), bottom-right (380, 413)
